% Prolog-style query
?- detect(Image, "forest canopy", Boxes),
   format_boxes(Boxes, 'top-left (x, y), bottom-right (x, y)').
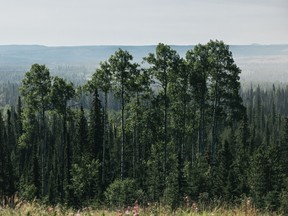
top-left (0, 40), bottom-right (288, 213)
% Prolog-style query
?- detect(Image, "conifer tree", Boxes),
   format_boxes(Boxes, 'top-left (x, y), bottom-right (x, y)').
top-left (75, 106), bottom-right (89, 159)
top-left (86, 61), bottom-right (111, 186)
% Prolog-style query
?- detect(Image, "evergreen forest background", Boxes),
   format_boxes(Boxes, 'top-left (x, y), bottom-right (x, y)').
top-left (1, 41), bottom-right (288, 213)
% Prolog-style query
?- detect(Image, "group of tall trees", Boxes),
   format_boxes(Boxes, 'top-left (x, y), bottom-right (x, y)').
top-left (0, 40), bottom-right (288, 212)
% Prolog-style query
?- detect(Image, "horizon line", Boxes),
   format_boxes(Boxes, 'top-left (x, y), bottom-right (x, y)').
top-left (1, 43), bottom-right (288, 47)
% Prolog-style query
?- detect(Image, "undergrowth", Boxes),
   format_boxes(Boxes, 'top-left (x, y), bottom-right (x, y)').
top-left (0, 197), bottom-right (282, 216)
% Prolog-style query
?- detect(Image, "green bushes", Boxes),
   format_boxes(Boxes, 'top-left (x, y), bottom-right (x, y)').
top-left (70, 157), bottom-right (100, 206)
top-left (104, 178), bottom-right (143, 207)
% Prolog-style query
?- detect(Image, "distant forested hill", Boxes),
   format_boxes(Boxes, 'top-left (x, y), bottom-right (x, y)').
top-left (0, 44), bottom-right (288, 83)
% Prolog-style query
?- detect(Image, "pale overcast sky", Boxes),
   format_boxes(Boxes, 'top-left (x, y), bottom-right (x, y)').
top-left (0, 0), bottom-right (287, 46)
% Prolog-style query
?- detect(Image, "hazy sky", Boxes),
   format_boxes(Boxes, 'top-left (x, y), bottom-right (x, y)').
top-left (0, 0), bottom-right (287, 46)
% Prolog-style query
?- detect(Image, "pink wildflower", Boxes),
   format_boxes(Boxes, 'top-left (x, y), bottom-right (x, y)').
top-left (133, 200), bottom-right (139, 216)
top-left (118, 209), bottom-right (123, 216)
top-left (76, 209), bottom-right (81, 216)
top-left (125, 206), bottom-right (131, 215)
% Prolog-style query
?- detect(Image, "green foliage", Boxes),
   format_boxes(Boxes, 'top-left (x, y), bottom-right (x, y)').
top-left (279, 179), bottom-right (288, 214)
top-left (104, 178), bottom-right (143, 207)
top-left (184, 155), bottom-right (211, 201)
top-left (163, 142), bottom-right (179, 209)
top-left (108, 49), bottom-right (139, 179)
top-left (20, 64), bottom-right (52, 111)
top-left (70, 156), bottom-right (100, 206)
top-left (19, 177), bottom-right (37, 201)
top-left (50, 76), bottom-right (75, 114)
top-left (2, 41), bottom-right (288, 213)
top-left (146, 142), bottom-right (164, 201)
top-left (74, 106), bottom-right (89, 159)
top-left (86, 61), bottom-right (112, 94)
top-left (0, 111), bottom-right (5, 195)
top-left (213, 139), bottom-right (234, 200)
top-left (249, 144), bottom-right (284, 210)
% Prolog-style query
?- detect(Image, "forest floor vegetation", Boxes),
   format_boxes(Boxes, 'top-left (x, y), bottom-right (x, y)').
top-left (0, 198), bottom-right (280, 216)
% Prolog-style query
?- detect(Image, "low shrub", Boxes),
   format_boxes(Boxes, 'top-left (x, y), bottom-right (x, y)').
top-left (104, 178), bottom-right (143, 207)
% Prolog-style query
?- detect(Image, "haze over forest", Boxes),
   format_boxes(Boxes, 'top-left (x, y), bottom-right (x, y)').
top-left (1, 44), bottom-right (288, 84)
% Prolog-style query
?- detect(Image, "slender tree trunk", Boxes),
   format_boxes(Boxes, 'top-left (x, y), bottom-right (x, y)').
top-left (211, 82), bottom-right (218, 164)
top-left (41, 106), bottom-right (45, 197)
top-left (66, 110), bottom-right (72, 201)
top-left (0, 117), bottom-right (4, 198)
top-left (102, 92), bottom-right (107, 185)
top-left (198, 72), bottom-right (206, 155)
top-left (132, 127), bottom-right (135, 178)
top-left (164, 83), bottom-right (167, 179)
top-left (132, 92), bottom-right (140, 179)
top-left (121, 80), bottom-right (125, 180)
top-left (136, 92), bottom-right (139, 176)
top-left (198, 93), bottom-right (205, 154)
top-left (181, 95), bottom-right (187, 161)
top-left (61, 108), bottom-right (67, 201)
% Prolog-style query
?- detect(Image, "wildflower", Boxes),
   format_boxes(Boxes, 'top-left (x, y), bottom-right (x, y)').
top-left (125, 206), bottom-right (131, 215)
top-left (118, 209), bottom-right (123, 216)
top-left (184, 195), bottom-right (190, 209)
top-left (246, 197), bottom-right (251, 207)
top-left (47, 206), bottom-right (53, 214)
top-left (76, 209), bottom-right (81, 216)
top-left (191, 202), bottom-right (198, 212)
top-left (133, 200), bottom-right (139, 216)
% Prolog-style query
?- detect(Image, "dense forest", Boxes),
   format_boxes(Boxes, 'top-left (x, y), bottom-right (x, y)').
top-left (0, 40), bottom-right (288, 213)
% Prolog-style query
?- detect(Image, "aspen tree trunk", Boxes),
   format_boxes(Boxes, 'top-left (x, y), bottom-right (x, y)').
top-left (199, 84), bottom-right (206, 155)
top-left (61, 106), bottom-right (67, 201)
top-left (41, 104), bottom-right (45, 197)
top-left (211, 81), bottom-right (219, 164)
top-left (121, 78), bottom-right (125, 180)
top-left (102, 91), bottom-right (107, 185)
top-left (164, 78), bottom-right (168, 179)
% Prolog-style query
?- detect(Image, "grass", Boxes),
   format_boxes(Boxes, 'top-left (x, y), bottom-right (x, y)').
top-left (0, 197), bottom-right (280, 215)
top-left (0, 204), bottom-right (279, 216)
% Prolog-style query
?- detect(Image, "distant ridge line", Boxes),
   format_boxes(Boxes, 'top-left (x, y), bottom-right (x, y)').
top-left (0, 44), bottom-right (287, 68)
